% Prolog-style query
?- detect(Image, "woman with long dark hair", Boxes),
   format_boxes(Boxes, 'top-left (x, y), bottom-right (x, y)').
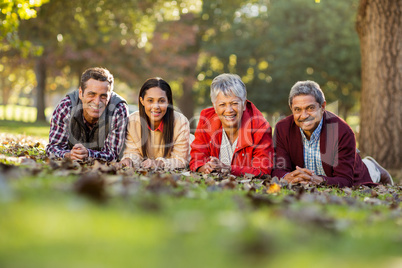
top-left (120, 77), bottom-right (190, 169)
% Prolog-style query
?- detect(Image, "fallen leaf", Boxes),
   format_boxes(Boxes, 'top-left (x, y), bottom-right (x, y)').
top-left (266, 183), bottom-right (281, 194)
top-left (74, 173), bottom-right (107, 202)
top-left (247, 193), bottom-right (275, 208)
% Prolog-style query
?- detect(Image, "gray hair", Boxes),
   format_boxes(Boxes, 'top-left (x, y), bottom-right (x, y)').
top-left (210, 73), bottom-right (247, 103)
top-left (289, 80), bottom-right (326, 107)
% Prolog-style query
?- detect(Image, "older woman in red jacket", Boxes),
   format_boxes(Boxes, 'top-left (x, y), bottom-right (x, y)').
top-left (189, 73), bottom-right (274, 177)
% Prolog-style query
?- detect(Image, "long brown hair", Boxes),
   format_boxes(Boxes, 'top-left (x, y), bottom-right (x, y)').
top-left (138, 77), bottom-right (174, 158)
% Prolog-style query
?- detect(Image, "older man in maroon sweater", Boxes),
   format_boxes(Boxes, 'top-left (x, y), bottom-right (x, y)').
top-left (272, 80), bottom-right (393, 187)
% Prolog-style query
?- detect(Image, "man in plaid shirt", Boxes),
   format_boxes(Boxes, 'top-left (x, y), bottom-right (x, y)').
top-left (46, 67), bottom-right (128, 162)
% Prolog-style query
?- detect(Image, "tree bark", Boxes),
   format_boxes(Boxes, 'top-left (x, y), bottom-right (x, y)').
top-left (1, 76), bottom-right (10, 119)
top-left (356, 0), bottom-right (402, 169)
top-left (34, 56), bottom-right (47, 122)
top-left (1, 76), bottom-right (11, 106)
top-left (178, 75), bottom-right (196, 129)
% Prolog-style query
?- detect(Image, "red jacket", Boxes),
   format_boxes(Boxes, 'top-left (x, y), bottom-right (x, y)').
top-left (190, 101), bottom-right (274, 177)
top-left (272, 111), bottom-right (373, 187)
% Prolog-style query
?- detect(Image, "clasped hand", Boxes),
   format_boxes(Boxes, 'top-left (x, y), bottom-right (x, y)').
top-left (283, 166), bottom-right (324, 185)
top-left (66, 143), bottom-right (89, 160)
top-left (198, 156), bottom-right (231, 174)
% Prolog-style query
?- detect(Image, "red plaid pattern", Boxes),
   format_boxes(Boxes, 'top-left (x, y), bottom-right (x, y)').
top-left (46, 96), bottom-right (128, 161)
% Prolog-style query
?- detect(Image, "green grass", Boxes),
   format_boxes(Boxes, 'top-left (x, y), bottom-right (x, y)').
top-left (0, 172), bottom-right (401, 268)
top-left (0, 105), bottom-right (53, 123)
top-left (0, 128), bottom-right (401, 268)
top-left (0, 120), bottom-right (50, 139)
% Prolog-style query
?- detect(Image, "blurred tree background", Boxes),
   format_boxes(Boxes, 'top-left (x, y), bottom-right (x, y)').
top-left (1, 0), bottom-right (361, 120)
top-left (1, 0), bottom-right (400, 168)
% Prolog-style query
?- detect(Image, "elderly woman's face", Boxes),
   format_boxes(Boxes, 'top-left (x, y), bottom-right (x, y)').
top-left (213, 92), bottom-right (245, 130)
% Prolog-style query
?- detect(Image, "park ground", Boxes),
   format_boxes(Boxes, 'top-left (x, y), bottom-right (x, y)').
top-left (0, 120), bottom-right (401, 268)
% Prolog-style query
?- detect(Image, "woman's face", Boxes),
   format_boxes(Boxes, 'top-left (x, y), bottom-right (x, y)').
top-left (213, 92), bottom-right (245, 131)
top-left (140, 87), bottom-right (168, 129)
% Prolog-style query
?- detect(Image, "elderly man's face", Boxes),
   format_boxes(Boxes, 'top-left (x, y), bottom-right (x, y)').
top-left (291, 94), bottom-right (326, 139)
top-left (214, 92), bottom-right (246, 131)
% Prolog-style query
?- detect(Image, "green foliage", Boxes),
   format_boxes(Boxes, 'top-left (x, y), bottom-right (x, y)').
top-left (195, 0), bottom-right (361, 117)
top-left (0, 120), bottom-right (50, 138)
top-left (0, 0), bottom-right (365, 120)
top-left (17, 0), bottom-right (150, 78)
top-left (0, 0), bottom-right (49, 53)
top-left (263, 0), bottom-right (361, 116)
top-left (0, 167), bottom-right (401, 268)
top-left (0, 133), bottom-right (401, 268)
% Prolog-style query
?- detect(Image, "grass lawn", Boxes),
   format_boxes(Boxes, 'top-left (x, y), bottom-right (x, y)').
top-left (0, 120), bottom-right (50, 139)
top-left (0, 129), bottom-right (401, 268)
top-left (1, 172), bottom-right (401, 268)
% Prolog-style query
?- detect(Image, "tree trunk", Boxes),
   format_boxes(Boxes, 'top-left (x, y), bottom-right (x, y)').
top-left (34, 56), bottom-right (47, 122)
top-left (178, 75), bottom-right (196, 130)
top-left (1, 76), bottom-right (10, 119)
top-left (356, 0), bottom-right (402, 169)
top-left (175, 13), bottom-right (202, 130)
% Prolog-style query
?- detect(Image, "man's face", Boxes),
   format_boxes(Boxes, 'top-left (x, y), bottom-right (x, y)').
top-left (79, 78), bottom-right (111, 125)
top-left (291, 94), bottom-right (326, 139)
top-left (213, 92), bottom-right (246, 131)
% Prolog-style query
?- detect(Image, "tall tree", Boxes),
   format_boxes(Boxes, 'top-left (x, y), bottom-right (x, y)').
top-left (262, 0), bottom-right (362, 116)
top-left (148, 13), bottom-right (201, 121)
top-left (16, 0), bottom-right (149, 121)
top-left (356, 0), bottom-right (402, 169)
top-left (194, 0), bottom-right (362, 119)
top-left (0, 0), bottom-right (49, 44)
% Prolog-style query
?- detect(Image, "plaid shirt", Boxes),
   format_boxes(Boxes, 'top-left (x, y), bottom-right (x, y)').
top-left (46, 96), bottom-right (128, 161)
top-left (300, 118), bottom-right (327, 176)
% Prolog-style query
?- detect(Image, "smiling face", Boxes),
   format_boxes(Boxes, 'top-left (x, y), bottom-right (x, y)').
top-left (291, 94), bottom-right (326, 139)
top-left (140, 87), bottom-right (168, 129)
top-left (79, 78), bottom-right (112, 125)
top-left (213, 92), bottom-right (246, 131)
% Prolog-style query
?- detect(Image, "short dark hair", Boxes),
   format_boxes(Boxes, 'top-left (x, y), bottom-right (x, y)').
top-left (80, 67), bottom-right (114, 92)
top-left (289, 80), bottom-right (325, 107)
top-left (138, 77), bottom-right (174, 158)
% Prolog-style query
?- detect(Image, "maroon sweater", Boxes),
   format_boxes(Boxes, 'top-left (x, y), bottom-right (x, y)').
top-left (272, 111), bottom-right (373, 187)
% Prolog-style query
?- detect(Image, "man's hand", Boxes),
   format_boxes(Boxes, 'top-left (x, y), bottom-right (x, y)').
top-left (283, 166), bottom-right (324, 185)
top-left (69, 144), bottom-right (89, 160)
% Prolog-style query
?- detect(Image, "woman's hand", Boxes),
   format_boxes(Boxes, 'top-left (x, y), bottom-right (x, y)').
top-left (141, 159), bottom-right (165, 169)
top-left (197, 157), bottom-right (231, 174)
top-left (141, 159), bottom-right (154, 169)
top-left (115, 158), bottom-right (133, 169)
top-left (198, 162), bottom-right (214, 174)
top-left (154, 159), bottom-right (165, 169)
top-left (209, 157), bottom-right (231, 170)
